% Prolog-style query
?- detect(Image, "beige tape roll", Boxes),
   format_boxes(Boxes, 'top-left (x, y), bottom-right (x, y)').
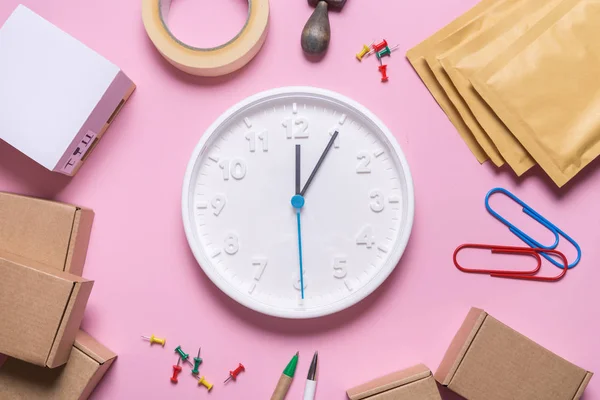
top-left (142, 0), bottom-right (269, 77)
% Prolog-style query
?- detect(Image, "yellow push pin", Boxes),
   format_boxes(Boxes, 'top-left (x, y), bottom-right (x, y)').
top-left (356, 42), bottom-right (374, 61)
top-left (196, 375), bottom-right (214, 391)
top-left (141, 334), bottom-right (166, 347)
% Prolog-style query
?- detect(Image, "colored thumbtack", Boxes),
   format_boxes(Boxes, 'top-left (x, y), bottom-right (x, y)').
top-left (170, 358), bottom-right (182, 384)
top-left (191, 347), bottom-right (203, 375)
top-left (372, 39), bottom-right (388, 53)
top-left (356, 42), bottom-right (374, 61)
top-left (356, 44), bottom-right (371, 61)
top-left (175, 345), bottom-right (193, 366)
top-left (376, 45), bottom-right (400, 59)
top-left (141, 334), bottom-right (166, 347)
top-left (196, 376), bottom-right (213, 391)
top-left (224, 363), bottom-right (245, 383)
top-left (379, 65), bottom-right (389, 82)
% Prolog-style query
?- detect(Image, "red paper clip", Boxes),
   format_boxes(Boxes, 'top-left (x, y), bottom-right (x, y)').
top-left (454, 244), bottom-right (568, 282)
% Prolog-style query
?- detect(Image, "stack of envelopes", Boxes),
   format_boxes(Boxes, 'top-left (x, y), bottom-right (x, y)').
top-left (407, 0), bottom-right (600, 187)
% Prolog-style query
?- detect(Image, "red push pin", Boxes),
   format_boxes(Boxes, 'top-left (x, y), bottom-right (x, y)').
top-left (378, 65), bottom-right (389, 82)
top-left (372, 39), bottom-right (388, 53)
top-left (224, 363), bottom-right (245, 383)
top-left (170, 358), bottom-right (182, 384)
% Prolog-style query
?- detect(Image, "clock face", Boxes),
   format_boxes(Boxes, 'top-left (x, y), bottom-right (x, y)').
top-left (182, 87), bottom-right (414, 318)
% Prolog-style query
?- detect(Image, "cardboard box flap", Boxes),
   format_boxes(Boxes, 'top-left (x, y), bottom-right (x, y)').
top-left (0, 331), bottom-right (117, 399)
top-left (0, 254), bottom-right (93, 367)
top-left (0, 257), bottom-right (75, 366)
top-left (435, 307), bottom-right (486, 385)
top-left (0, 192), bottom-right (94, 275)
top-left (65, 208), bottom-right (94, 277)
top-left (47, 280), bottom-right (94, 368)
top-left (347, 364), bottom-right (434, 400)
top-left (575, 372), bottom-right (594, 399)
top-left (74, 330), bottom-right (116, 364)
top-left (436, 308), bottom-right (593, 400)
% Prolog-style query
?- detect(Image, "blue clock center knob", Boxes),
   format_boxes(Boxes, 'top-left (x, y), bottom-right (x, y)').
top-left (291, 194), bottom-right (305, 209)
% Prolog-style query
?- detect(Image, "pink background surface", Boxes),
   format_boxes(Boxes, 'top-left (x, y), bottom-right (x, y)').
top-left (1, 0), bottom-right (599, 399)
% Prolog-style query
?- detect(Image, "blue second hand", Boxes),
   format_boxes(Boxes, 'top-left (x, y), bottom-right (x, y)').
top-left (291, 194), bottom-right (306, 300)
top-left (296, 210), bottom-right (304, 299)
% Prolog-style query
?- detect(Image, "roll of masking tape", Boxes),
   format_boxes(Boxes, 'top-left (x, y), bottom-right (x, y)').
top-left (142, 0), bottom-right (269, 77)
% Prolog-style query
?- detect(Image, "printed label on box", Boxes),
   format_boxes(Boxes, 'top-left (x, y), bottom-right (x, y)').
top-left (61, 131), bottom-right (97, 174)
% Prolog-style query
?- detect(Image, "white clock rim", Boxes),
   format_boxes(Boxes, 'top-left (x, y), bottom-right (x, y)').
top-left (182, 86), bottom-right (415, 319)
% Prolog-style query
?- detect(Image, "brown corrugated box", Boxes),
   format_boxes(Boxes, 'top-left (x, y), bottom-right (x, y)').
top-left (347, 364), bottom-right (442, 400)
top-left (436, 307), bottom-right (593, 400)
top-left (0, 251), bottom-right (94, 368)
top-left (0, 191), bottom-right (94, 276)
top-left (0, 330), bottom-right (116, 399)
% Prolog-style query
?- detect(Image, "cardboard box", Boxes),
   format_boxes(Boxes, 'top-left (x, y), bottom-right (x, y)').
top-left (0, 252), bottom-right (94, 368)
top-left (435, 308), bottom-right (593, 400)
top-left (0, 5), bottom-right (135, 176)
top-left (0, 191), bottom-right (94, 276)
top-left (0, 330), bottom-right (116, 400)
top-left (347, 364), bottom-right (442, 400)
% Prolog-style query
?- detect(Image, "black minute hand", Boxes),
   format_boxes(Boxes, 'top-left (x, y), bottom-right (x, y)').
top-left (296, 144), bottom-right (301, 195)
top-left (300, 130), bottom-right (339, 197)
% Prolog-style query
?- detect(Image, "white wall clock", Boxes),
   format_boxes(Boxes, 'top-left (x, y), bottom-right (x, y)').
top-left (182, 87), bottom-right (414, 318)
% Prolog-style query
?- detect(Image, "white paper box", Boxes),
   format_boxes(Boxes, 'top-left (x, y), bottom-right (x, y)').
top-left (0, 5), bottom-right (135, 175)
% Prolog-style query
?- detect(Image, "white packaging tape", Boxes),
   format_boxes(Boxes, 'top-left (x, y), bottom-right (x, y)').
top-left (142, 0), bottom-right (269, 77)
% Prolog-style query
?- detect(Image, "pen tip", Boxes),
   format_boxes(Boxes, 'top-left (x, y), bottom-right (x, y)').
top-left (295, 351), bottom-right (299, 356)
top-left (307, 351), bottom-right (318, 380)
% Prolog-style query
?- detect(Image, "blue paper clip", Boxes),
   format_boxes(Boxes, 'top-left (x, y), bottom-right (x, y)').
top-left (485, 188), bottom-right (581, 269)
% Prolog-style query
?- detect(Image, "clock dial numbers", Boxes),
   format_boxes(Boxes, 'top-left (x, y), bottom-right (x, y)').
top-left (282, 118), bottom-right (292, 138)
top-left (224, 233), bottom-right (239, 255)
top-left (258, 130), bottom-right (268, 151)
top-left (248, 258), bottom-right (268, 295)
top-left (295, 117), bottom-right (309, 138)
top-left (356, 225), bottom-right (376, 248)
top-left (356, 151), bottom-right (372, 173)
top-left (333, 257), bottom-right (347, 278)
top-left (219, 159), bottom-right (247, 180)
top-left (211, 194), bottom-right (226, 216)
top-left (245, 130), bottom-right (269, 152)
top-left (282, 116), bottom-right (310, 139)
top-left (252, 258), bottom-right (268, 280)
top-left (245, 131), bottom-right (256, 152)
top-left (369, 190), bottom-right (385, 212)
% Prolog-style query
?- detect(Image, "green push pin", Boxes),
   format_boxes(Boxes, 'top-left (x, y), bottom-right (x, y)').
top-left (191, 347), bottom-right (203, 375)
top-left (175, 345), bottom-right (193, 366)
top-left (376, 44), bottom-right (400, 59)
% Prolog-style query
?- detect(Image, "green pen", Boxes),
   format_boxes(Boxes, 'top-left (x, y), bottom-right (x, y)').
top-left (270, 351), bottom-right (299, 400)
